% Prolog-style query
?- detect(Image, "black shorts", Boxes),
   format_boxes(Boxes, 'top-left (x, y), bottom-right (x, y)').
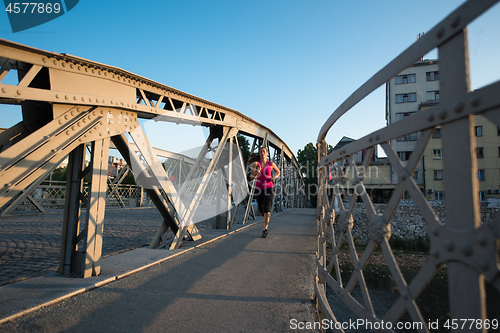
top-left (255, 187), bottom-right (274, 214)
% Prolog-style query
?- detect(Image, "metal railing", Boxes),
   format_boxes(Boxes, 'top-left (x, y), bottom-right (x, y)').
top-left (315, 1), bottom-right (500, 332)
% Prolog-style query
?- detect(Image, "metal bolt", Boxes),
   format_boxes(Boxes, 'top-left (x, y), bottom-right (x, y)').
top-left (1, 88), bottom-right (6, 93)
top-left (453, 102), bottom-right (464, 113)
top-left (58, 119), bottom-right (63, 124)
top-left (438, 109), bottom-right (447, 120)
top-left (462, 242), bottom-right (473, 256)
top-left (56, 94), bottom-right (60, 99)
top-left (61, 62), bottom-right (66, 68)
top-left (65, 95), bottom-right (68, 100)
top-left (71, 111), bottom-right (75, 116)
top-left (368, 136), bottom-right (373, 142)
top-left (444, 239), bottom-right (454, 252)
top-left (436, 27), bottom-right (445, 39)
top-left (42, 58), bottom-right (47, 63)
top-left (427, 113), bottom-right (434, 122)
top-left (451, 17), bottom-right (461, 29)
top-left (477, 234), bottom-right (487, 246)
top-left (375, 134), bottom-right (380, 141)
top-left (16, 90), bottom-right (21, 95)
top-left (66, 130), bottom-right (70, 136)
top-left (479, 260), bottom-right (489, 271)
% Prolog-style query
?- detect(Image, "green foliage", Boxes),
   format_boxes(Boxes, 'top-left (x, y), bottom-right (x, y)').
top-left (389, 235), bottom-right (430, 254)
top-left (120, 168), bottom-right (136, 185)
top-left (297, 142), bottom-right (318, 207)
top-left (47, 166), bottom-right (68, 182)
top-left (237, 134), bottom-right (251, 164)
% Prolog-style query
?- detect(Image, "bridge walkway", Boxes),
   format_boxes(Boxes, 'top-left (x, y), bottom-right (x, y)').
top-left (0, 209), bottom-right (319, 332)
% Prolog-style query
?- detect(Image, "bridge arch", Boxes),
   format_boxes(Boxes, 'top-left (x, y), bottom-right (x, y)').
top-left (0, 39), bottom-right (306, 278)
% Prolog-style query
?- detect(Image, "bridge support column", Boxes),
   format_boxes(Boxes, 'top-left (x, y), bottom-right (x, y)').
top-left (59, 138), bottom-right (110, 277)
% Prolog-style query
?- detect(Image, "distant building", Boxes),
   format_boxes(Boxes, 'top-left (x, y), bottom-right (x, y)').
top-left (386, 59), bottom-right (500, 206)
top-left (108, 155), bottom-right (126, 177)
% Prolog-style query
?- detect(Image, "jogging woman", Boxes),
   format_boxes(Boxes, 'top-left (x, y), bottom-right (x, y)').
top-left (250, 147), bottom-right (280, 238)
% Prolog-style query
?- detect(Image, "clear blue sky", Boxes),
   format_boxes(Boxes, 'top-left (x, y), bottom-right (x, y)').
top-left (1, 0), bottom-right (499, 157)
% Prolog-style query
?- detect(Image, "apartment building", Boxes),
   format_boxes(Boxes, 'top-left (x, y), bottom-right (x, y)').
top-left (386, 60), bottom-right (500, 206)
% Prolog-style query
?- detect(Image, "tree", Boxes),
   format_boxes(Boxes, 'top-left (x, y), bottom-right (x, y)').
top-left (297, 143), bottom-right (318, 208)
top-left (237, 134), bottom-right (251, 165)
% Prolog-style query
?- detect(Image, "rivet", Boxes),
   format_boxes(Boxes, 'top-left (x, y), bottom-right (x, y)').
top-left (71, 111), bottom-right (75, 116)
top-left (88, 115), bottom-right (91, 120)
top-left (368, 136), bottom-right (373, 143)
top-left (51, 149), bottom-right (57, 152)
top-left (96, 98), bottom-right (99, 103)
top-left (92, 69), bottom-right (95, 74)
top-left (427, 113), bottom-right (434, 122)
top-left (432, 249), bottom-right (440, 258)
top-left (451, 17), bottom-right (460, 29)
top-left (83, 118), bottom-right (86, 123)
top-left (108, 130), bottom-right (111, 134)
top-left (444, 239), bottom-right (454, 252)
top-left (73, 96), bottom-right (77, 101)
top-left (78, 66), bottom-right (81, 71)
top-left (56, 94), bottom-right (60, 99)
top-left (70, 64), bottom-right (74, 69)
top-left (432, 226), bottom-right (439, 236)
top-left (79, 138), bottom-right (82, 142)
top-left (64, 115), bottom-right (68, 120)
top-left (453, 102), bottom-right (464, 113)
top-left (61, 62), bottom-right (66, 68)
top-left (477, 234), bottom-right (487, 246)
top-left (42, 58), bottom-right (47, 63)
top-left (58, 119), bottom-right (62, 124)
top-left (375, 134), bottom-right (380, 141)
top-left (93, 111), bottom-right (96, 116)
top-left (4, 183), bottom-right (11, 187)
top-left (471, 96), bottom-right (480, 107)
top-left (85, 68), bottom-right (88, 72)
top-left (66, 130), bottom-right (70, 136)
top-left (16, 90), bottom-right (21, 95)
top-left (438, 109), bottom-right (447, 120)
top-left (77, 122), bottom-right (81, 127)
top-left (400, 173), bottom-right (407, 181)
top-left (436, 27), bottom-right (445, 39)
top-left (462, 242), bottom-right (473, 256)
top-left (65, 95), bottom-right (68, 100)
top-left (98, 71), bottom-right (101, 75)
top-left (71, 126), bottom-right (74, 131)
top-left (53, 60), bottom-right (57, 65)
top-left (479, 260), bottom-right (489, 271)
top-left (99, 132), bottom-right (102, 136)
top-left (81, 97), bottom-right (85, 101)
top-left (1, 88), bottom-right (6, 93)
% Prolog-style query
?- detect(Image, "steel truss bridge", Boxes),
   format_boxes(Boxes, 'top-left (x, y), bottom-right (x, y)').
top-left (315, 0), bottom-right (500, 332)
top-left (0, 39), bottom-right (306, 278)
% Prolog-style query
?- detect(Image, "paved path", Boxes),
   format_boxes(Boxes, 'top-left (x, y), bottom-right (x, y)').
top-left (0, 209), bottom-right (319, 332)
top-left (0, 207), bottom-right (224, 285)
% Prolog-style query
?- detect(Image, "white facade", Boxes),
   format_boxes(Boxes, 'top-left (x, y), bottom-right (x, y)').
top-left (385, 60), bottom-right (439, 185)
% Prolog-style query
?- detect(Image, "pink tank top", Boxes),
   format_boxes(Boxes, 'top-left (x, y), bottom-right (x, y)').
top-left (255, 161), bottom-right (274, 190)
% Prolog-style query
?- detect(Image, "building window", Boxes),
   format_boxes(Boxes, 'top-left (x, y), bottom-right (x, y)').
top-left (395, 93), bottom-right (417, 103)
top-left (476, 126), bottom-right (483, 137)
top-left (434, 170), bottom-right (443, 180)
top-left (426, 71), bottom-right (439, 81)
top-left (477, 147), bottom-right (484, 158)
top-left (478, 169), bottom-right (485, 180)
top-left (435, 191), bottom-right (444, 201)
top-left (396, 113), bottom-right (418, 140)
top-left (479, 191), bottom-right (486, 202)
top-left (427, 91), bottom-right (440, 101)
top-left (433, 128), bottom-right (441, 138)
top-left (433, 149), bottom-right (443, 159)
top-left (395, 74), bottom-right (416, 85)
top-left (397, 151), bottom-right (411, 161)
